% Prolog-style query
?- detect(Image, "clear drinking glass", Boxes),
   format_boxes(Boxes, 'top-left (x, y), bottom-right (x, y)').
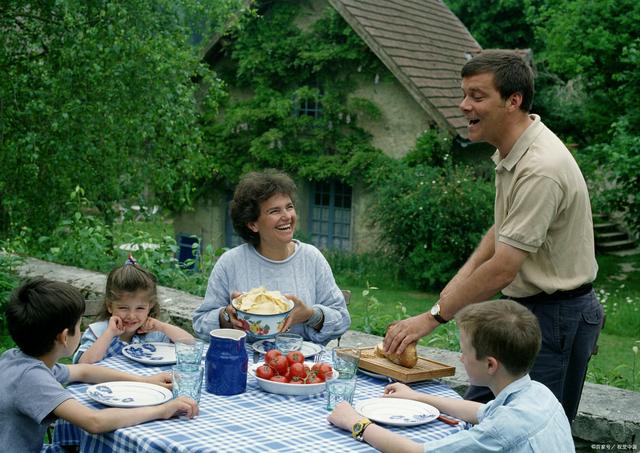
top-left (275, 333), bottom-right (303, 353)
top-left (326, 376), bottom-right (357, 410)
top-left (172, 365), bottom-right (204, 403)
top-left (175, 338), bottom-right (205, 369)
top-left (332, 347), bottom-right (361, 379)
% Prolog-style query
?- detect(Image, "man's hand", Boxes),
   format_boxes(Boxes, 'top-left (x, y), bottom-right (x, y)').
top-left (280, 295), bottom-right (314, 332)
top-left (383, 312), bottom-right (438, 355)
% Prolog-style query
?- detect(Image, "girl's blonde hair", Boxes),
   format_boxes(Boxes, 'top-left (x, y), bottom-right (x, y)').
top-left (97, 256), bottom-right (160, 320)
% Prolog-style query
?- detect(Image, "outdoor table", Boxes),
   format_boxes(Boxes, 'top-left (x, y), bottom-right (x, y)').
top-left (54, 345), bottom-right (466, 452)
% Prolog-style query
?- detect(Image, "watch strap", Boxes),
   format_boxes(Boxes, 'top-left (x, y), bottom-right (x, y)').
top-left (432, 312), bottom-right (448, 324)
top-left (352, 418), bottom-right (373, 441)
top-left (431, 303), bottom-right (449, 324)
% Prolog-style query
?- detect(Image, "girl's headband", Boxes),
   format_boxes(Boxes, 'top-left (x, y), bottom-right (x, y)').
top-left (124, 254), bottom-right (138, 266)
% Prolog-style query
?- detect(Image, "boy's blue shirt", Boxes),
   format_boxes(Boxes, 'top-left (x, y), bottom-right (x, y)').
top-left (0, 348), bottom-right (72, 452)
top-left (73, 320), bottom-right (170, 363)
top-left (423, 375), bottom-right (575, 452)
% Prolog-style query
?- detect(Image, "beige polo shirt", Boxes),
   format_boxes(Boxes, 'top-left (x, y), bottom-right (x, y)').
top-left (493, 115), bottom-right (598, 297)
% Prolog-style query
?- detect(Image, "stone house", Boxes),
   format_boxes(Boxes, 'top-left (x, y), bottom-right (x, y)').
top-left (173, 0), bottom-right (480, 257)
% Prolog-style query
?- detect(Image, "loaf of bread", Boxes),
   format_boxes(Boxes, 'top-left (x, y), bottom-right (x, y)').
top-left (374, 342), bottom-right (418, 368)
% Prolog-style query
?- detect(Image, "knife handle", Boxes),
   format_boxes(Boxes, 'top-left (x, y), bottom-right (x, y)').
top-left (437, 415), bottom-right (459, 425)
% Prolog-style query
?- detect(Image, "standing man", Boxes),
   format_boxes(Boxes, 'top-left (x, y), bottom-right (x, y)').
top-left (383, 50), bottom-right (603, 422)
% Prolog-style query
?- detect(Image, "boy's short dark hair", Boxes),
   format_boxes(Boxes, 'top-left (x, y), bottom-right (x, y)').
top-left (461, 50), bottom-right (535, 112)
top-left (230, 169), bottom-right (297, 246)
top-left (455, 299), bottom-right (541, 376)
top-left (6, 278), bottom-right (85, 357)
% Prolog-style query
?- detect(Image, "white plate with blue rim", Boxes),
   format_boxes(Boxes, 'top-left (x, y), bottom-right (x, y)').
top-left (86, 381), bottom-right (173, 408)
top-left (251, 339), bottom-right (322, 358)
top-left (122, 342), bottom-right (176, 365)
top-left (355, 398), bottom-right (440, 426)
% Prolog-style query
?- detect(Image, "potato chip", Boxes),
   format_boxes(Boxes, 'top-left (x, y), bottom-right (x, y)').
top-left (233, 287), bottom-right (291, 315)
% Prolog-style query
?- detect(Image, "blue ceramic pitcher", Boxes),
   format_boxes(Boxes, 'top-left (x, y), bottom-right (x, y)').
top-left (205, 328), bottom-right (248, 395)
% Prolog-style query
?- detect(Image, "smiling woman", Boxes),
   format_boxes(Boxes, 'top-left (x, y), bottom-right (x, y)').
top-left (191, 169), bottom-right (351, 346)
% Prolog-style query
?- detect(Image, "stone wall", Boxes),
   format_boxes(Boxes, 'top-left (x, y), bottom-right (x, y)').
top-left (14, 257), bottom-right (640, 450)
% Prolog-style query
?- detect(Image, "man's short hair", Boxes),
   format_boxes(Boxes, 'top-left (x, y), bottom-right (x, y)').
top-left (230, 169), bottom-right (297, 246)
top-left (461, 50), bottom-right (535, 112)
top-left (6, 278), bottom-right (85, 357)
top-left (455, 299), bottom-right (541, 376)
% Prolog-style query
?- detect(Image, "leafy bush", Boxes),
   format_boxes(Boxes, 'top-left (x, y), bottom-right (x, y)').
top-left (30, 188), bottom-right (223, 296)
top-left (0, 0), bottom-right (238, 237)
top-left (578, 119), bottom-right (640, 237)
top-left (0, 252), bottom-right (21, 350)
top-left (371, 164), bottom-right (494, 290)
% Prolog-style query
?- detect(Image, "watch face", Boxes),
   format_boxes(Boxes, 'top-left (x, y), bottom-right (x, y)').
top-left (430, 304), bottom-right (439, 315)
top-left (353, 422), bottom-right (363, 432)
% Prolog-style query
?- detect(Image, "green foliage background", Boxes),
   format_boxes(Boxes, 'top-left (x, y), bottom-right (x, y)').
top-left (445, 0), bottom-right (640, 236)
top-left (0, 0), bottom-right (242, 235)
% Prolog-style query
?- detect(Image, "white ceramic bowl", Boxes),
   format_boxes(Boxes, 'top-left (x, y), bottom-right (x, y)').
top-left (249, 361), bottom-right (339, 396)
top-left (233, 297), bottom-right (294, 340)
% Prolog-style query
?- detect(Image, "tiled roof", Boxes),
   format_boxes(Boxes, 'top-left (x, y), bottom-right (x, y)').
top-left (328, 0), bottom-right (481, 138)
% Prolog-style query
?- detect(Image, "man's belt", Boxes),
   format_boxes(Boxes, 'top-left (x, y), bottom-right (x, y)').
top-left (504, 283), bottom-right (593, 304)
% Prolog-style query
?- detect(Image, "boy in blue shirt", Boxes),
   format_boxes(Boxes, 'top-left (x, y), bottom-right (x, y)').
top-left (0, 278), bottom-right (198, 452)
top-left (328, 299), bottom-right (574, 452)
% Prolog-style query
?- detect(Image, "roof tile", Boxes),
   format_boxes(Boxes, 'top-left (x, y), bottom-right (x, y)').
top-left (329, 0), bottom-right (481, 137)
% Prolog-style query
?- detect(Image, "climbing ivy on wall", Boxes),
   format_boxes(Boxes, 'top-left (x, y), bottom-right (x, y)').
top-left (199, 1), bottom-right (395, 188)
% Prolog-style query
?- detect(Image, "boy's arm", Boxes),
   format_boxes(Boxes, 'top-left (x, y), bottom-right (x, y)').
top-left (384, 383), bottom-right (481, 424)
top-left (67, 364), bottom-right (172, 389)
top-left (53, 396), bottom-right (197, 434)
top-left (328, 402), bottom-right (423, 453)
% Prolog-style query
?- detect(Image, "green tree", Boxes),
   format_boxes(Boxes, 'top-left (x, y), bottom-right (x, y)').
top-left (529, 0), bottom-right (640, 141)
top-left (444, 0), bottom-right (534, 49)
top-left (0, 0), bottom-right (243, 235)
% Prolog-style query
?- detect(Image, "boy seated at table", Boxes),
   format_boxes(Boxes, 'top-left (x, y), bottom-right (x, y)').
top-left (0, 278), bottom-right (199, 452)
top-left (328, 299), bottom-right (574, 452)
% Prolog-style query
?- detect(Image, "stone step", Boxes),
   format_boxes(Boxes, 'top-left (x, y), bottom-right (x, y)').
top-left (597, 239), bottom-right (637, 252)
top-left (607, 247), bottom-right (640, 256)
top-left (593, 222), bottom-right (618, 233)
top-left (595, 231), bottom-right (629, 242)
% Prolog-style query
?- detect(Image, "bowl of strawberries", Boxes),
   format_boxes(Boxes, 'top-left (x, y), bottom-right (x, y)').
top-left (250, 349), bottom-right (337, 396)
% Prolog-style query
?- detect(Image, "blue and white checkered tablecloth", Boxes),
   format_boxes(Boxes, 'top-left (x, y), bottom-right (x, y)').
top-left (54, 345), bottom-right (466, 453)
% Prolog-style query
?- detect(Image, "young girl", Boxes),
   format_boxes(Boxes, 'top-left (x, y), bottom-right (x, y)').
top-left (73, 255), bottom-right (193, 364)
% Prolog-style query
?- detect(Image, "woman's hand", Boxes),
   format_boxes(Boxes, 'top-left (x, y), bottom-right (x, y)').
top-left (281, 294), bottom-right (314, 331)
top-left (219, 292), bottom-right (246, 330)
top-left (383, 382), bottom-right (419, 400)
top-left (107, 316), bottom-right (125, 337)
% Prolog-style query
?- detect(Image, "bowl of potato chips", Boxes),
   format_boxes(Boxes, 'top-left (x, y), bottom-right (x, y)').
top-left (232, 287), bottom-right (294, 340)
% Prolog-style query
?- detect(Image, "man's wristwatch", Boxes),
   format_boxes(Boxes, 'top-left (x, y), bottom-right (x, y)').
top-left (352, 418), bottom-right (373, 442)
top-left (430, 302), bottom-right (449, 324)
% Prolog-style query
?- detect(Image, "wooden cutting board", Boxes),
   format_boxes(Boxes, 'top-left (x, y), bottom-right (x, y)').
top-left (357, 347), bottom-right (455, 383)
